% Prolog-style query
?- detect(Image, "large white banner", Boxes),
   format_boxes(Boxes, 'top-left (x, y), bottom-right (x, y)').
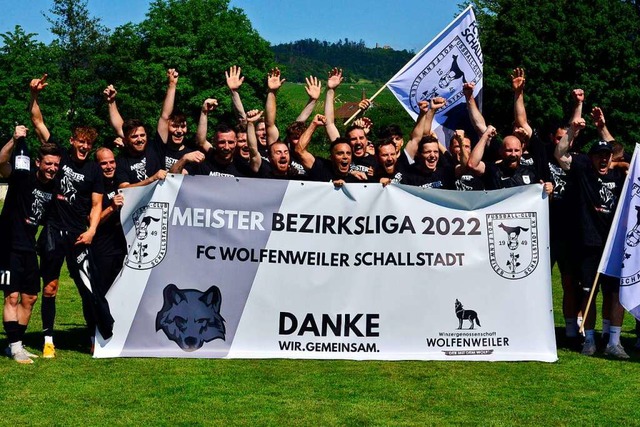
top-left (95, 176), bottom-right (557, 362)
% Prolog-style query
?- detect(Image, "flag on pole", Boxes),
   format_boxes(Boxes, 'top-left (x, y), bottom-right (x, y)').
top-left (386, 6), bottom-right (482, 143)
top-left (598, 144), bottom-right (640, 320)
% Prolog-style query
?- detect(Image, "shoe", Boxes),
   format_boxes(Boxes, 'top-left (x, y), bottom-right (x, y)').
top-left (581, 339), bottom-right (597, 356)
top-left (12, 349), bottom-right (34, 365)
top-left (42, 343), bottom-right (56, 359)
top-left (21, 347), bottom-right (39, 359)
top-left (604, 344), bottom-right (630, 359)
top-left (4, 346), bottom-right (10, 358)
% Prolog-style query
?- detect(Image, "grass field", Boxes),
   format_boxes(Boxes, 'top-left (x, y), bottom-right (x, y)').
top-left (0, 220), bottom-right (639, 425)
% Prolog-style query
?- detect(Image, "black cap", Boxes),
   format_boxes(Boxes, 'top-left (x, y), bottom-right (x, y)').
top-left (588, 140), bottom-right (613, 155)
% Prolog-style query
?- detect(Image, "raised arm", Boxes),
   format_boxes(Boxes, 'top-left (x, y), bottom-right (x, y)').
top-left (512, 67), bottom-right (532, 140)
top-left (324, 68), bottom-right (343, 142)
top-left (265, 67), bottom-right (285, 145)
top-left (196, 98), bottom-right (218, 152)
top-left (157, 68), bottom-right (179, 143)
top-left (226, 66), bottom-right (246, 121)
top-left (103, 84), bottom-right (125, 138)
top-left (295, 114), bottom-right (326, 170)
top-left (245, 109), bottom-right (264, 173)
top-left (463, 82), bottom-right (487, 137)
top-left (0, 126), bottom-right (27, 178)
top-left (403, 101), bottom-right (431, 160)
top-left (570, 89), bottom-right (584, 125)
top-left (29, 74), bottom-right (51, 144)
top-left (296, 75), bottom-right (321, 122)
top-left (554, 118), bottom-right (586, 170)
top-left (468, 125), bottom-right (496, 175)
top-left (423, 97), bottom-right (446, 138)
top-left (591, 106), bottom-right (614, 142)
top-left (169, 151), bottom-right (205, 175)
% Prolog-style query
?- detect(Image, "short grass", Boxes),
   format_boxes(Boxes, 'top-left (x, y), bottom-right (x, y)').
top-left (1, 209), bottom-right (639, 425)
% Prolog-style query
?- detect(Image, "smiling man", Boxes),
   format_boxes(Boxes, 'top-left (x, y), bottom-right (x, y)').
top-left (555, 116), bottom-right (628, 358)
top-left (29, 74), bottom-right (110, 357)
top-left (0, 127), bottom-right (61, 364)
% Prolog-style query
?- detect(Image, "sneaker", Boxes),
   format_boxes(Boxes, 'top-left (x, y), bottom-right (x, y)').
top-left (42, 343), bottom-right (56, 359)
top-left (12, 349), bottom-right (34, 365)
top-left (21, 347), bottom-right (39, 359)
top-left (581, 339), bottom-right (597, 356)
top-left (604, 343), bottom-right (630, 359)
top-left (4, 346), bottom-right (10, 358)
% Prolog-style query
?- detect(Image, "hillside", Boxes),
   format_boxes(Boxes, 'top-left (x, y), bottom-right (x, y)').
top-left (272, 39), bottom-right (413, 83)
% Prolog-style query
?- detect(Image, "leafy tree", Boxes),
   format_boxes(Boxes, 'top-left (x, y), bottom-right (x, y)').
top-left (468, 0), bottom-right (640, 146)
top-left (100, 0), bottom-right (276, 138)
top-left (0, 26), bottom-right (57, 150)
top-left (45, 0), bottom-right (110, 136)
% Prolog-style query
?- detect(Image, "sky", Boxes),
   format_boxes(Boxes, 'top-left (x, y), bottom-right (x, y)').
top-left (0, 0), bottom-right (464, 52)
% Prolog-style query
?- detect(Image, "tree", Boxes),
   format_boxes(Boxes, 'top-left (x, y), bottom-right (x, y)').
top-left (0, 26), bottom-right (57, 149)
top-left (468, 0), bottom-right (640, 145)
top-left (44, 0), bottom-right (110, 141)
top-left (99, 0), bottom-right (276, 138)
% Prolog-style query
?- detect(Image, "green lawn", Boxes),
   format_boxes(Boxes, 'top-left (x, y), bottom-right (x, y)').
top-left (1, 249), bottom-right (639, 425)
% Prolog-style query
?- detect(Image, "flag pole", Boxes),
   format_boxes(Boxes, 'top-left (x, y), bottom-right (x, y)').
top-left (344, 5), bottom-right (476, 128)
top-left (343, 84), bottom-right (389, 126)
top-left (579, 272), bottom-right (600, 335)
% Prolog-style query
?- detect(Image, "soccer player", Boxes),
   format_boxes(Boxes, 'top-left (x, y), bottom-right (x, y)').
top-left (1, 127), bottom-right (61, 363)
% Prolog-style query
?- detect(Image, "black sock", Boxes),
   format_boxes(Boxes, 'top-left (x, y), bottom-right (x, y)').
top-left (15, 323), bottom-right (27, 343)
top-left (41, 296), bottom-right (56, 336)
top-left (3, 320), bottom-right (20, 344)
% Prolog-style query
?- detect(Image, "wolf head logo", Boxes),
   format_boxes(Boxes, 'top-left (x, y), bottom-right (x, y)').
top-left (156, 284), bottom-right (226, 352)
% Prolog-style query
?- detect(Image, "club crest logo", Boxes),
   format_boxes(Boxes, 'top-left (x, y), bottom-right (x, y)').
top-left (409, 35), bottom-right (482, 116)
top-left (125, 202), bottom-right (169, 270)
top-left (487, 212), bottom-right (539, 279)
top-left (621, 180), bottom-right (640, 285)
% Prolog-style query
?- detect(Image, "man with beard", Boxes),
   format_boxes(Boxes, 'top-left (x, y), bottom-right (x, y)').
top-left (555, 115), bottom-right (628, 358)
top-left (468, 126), bottom-right (552, 194)
top-left (29, 74), bottom-right (109, 357)
top-left (323, 68), bottom-right (376, 178)
top-left (1, 127), bottom-right (61, 363)
top-left (92, 148), bottom-right (125, 300)
top-left (401, 97), bottom-right (455, 189)
top-left (104, 87), bottom-right (166, 188)
top-left (295, 114), bottom-right (365, 186)
top-left (173, 115), bottom-right (260, 177)
top-left (373, 100), bottom-right (432, 185)
top-left (445, 130), bottom-right (484, 191)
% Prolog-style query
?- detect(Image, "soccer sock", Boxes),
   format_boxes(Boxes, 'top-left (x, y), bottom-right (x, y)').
top-left (585, 329), bottom-right (595, 342)
top-left (565, 318), bottom-right (578, 337)
top-left (602, 319), bottom-right (611, 335)
top-left (15, 323), bottom-right (27, 343)
top-left (41, 296), bottom-right (56, 339)
top-left (3, 321), bottom-right (20, 344)
top-left (608, 326), bottom-right (622, 347)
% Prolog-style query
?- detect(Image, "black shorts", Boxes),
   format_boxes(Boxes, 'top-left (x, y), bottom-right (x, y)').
top-left (577, 245), bottom-right (619, 293)
top-left (1, 250), bottom-right (40, 296)
top-left (39, 226), bottom-right (92, 286)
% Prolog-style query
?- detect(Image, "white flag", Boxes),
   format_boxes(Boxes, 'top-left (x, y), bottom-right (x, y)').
top-left (598, 144), bottom-right (640, 320)
top-left (386, 6), bottom-right (483, 141)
